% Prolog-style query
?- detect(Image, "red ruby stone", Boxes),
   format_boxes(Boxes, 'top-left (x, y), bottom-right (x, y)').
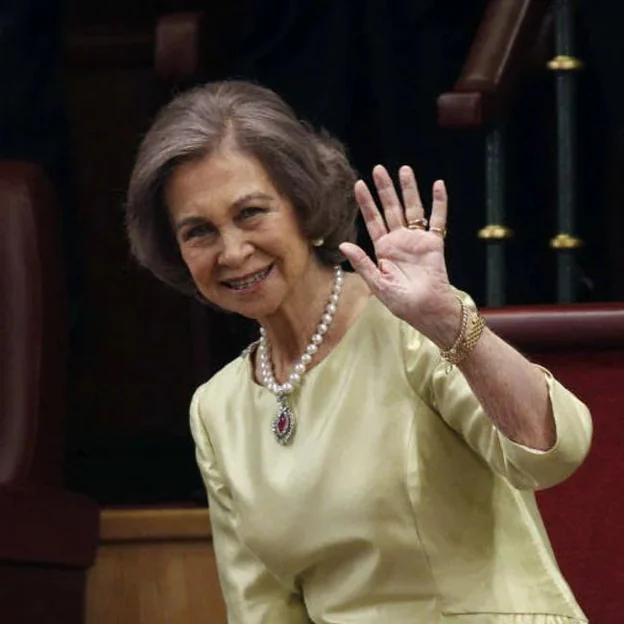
top-left (277, 414), bottom-right (289, 434)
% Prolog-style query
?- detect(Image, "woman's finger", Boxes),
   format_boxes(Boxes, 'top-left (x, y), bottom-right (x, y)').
top-left (339, 242), bottom-right (381, 293)
top-left (372, 165), bottom-right (405, 231)
top-left (354, 179), bottom-right (387, 243)
top-left (399, 165), bottom-right (425, 225)
top-left (429, 180), bottom-right (448, 233)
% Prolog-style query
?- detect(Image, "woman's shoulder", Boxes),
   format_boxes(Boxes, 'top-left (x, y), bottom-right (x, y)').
top-left (192, 349), bottom-right (253, 412)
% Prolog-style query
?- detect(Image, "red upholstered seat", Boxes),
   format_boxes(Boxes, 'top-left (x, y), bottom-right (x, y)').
top-left (0, 161), bottom-right (98, 623)
top-left (485, 305), bottom-right (624, 623)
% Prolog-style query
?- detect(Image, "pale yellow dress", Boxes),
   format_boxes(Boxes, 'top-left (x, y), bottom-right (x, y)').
top-left (190, 294), bottom-right (593, 624)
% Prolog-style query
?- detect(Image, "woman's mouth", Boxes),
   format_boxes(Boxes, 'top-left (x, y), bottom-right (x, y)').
top-left (222, 265), bottom-right (273, 291)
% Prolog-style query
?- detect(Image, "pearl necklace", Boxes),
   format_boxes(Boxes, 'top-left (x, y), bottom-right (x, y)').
top-left (258, 265), bottom-right (344, 445)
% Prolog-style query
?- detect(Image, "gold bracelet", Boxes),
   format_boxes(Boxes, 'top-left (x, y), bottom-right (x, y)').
top-left (440, 297), bottom-right (486, 372)
top-left (439, 296), bottom-right (468, 360)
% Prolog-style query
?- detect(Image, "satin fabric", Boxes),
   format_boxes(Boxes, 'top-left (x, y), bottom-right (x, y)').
top-left (190, 295), bottom-right (592, 623)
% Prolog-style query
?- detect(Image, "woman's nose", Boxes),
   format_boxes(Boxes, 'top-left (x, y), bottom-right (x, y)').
top-left (217, 229), bottom-right (253, 267)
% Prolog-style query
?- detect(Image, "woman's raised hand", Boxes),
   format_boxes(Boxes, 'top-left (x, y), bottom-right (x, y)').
top-left (339, 165), bottom-right (459, 347)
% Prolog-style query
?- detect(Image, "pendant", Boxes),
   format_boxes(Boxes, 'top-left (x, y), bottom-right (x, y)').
top-left (271, 394), bottom-right (296, 446)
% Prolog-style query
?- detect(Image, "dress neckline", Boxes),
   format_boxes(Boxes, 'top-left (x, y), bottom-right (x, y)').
top-left (243, 294), bottom-right (380, 392)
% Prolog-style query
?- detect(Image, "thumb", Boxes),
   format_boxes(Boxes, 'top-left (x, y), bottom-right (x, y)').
top-left (339, 242), bottom-right (380, 293)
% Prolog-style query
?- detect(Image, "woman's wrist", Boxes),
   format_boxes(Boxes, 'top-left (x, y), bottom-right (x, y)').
top-left (408, 293), bottom-right (487, 372)
top-left (440, 306), bottom-right (486, 370)
top-left (407, 293), bottom-right (463, 349)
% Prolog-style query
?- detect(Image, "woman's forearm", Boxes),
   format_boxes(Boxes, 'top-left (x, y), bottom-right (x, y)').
top-left (455, 320), bottom-right (557, 451)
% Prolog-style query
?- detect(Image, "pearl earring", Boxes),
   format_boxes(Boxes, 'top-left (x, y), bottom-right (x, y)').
top-left (312, 238), bottom-right (325, 247)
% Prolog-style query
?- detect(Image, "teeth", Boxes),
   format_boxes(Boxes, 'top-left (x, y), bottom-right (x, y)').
top-left (226, 267), bottom-right (270, 290)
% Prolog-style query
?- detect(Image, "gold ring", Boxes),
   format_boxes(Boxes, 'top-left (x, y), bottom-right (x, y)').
top-left (429, 226), bottom-right (447, 239)
top-left (407, 218), bottom-right (428, 230)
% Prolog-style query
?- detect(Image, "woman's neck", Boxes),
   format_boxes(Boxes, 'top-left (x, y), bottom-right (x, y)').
top-left (260, 263), bottom-right (336, 364)
top-left (258, 270), bottom-right (370, 383)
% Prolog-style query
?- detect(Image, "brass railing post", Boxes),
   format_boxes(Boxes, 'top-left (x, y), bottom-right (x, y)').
top-left (478, 126), bottom-right (513, 306)
top-left (548, 0), bottom-right (583, 302)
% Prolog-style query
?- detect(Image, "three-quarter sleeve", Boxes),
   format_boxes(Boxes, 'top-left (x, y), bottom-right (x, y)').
top-left (190, 387), bottom-right (312, 624)
top-left (402, 294), bottom-right (593, 491)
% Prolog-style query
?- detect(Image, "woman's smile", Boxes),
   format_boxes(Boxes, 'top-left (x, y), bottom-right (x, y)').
top-left (221, 264), bottom-right (275, 293)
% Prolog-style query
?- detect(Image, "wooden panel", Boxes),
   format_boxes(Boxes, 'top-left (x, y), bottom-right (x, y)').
top-left (87, 542), bottom-right (225, 624)
top-left (87, 508), bottom-right (226, 624)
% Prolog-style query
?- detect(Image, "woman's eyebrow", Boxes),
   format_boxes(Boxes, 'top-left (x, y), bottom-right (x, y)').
top-left (232, 192), bottom-right (274, 210)
top-left (174, 215), bottom-right (206, 233)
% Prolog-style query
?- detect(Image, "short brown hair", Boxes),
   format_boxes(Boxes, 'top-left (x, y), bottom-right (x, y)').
top-left (125, 80), bottom-right (358, 298)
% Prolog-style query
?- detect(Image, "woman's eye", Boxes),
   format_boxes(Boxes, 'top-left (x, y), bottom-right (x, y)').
top-left (182, 224), bottom-right (214, 241)
top-left (239, 206), bottom-right (266, 220)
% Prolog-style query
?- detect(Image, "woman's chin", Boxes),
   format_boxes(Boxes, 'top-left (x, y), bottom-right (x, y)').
top-left (218, 296), bottom-right (279, 321)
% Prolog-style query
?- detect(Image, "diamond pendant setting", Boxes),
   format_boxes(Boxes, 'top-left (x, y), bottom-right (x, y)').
top-left (271, 395), bottom-right (296, 446)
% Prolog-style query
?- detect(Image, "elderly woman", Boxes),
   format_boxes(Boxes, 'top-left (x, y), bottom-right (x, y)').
top-left (126, 81), bottom-right (592, 623)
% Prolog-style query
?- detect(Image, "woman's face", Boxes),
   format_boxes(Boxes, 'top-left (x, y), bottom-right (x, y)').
top-left (166, 149), bottom-right (318, 320)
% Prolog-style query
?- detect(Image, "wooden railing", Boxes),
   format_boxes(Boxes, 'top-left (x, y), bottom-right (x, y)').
top-left (438, 0), bottom-right (583, 305)
top-left (437, 0), bottom-right (552, 129)
top-left (484, 302), bottom-right (624, 350)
